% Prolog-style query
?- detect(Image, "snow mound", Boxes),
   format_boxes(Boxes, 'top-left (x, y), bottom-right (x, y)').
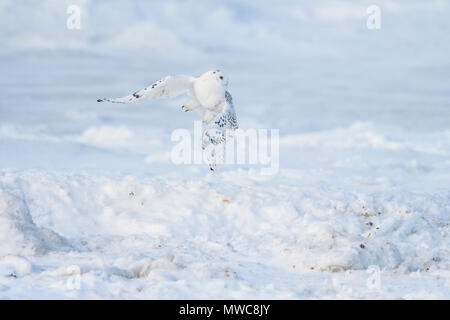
top-left (284, 189), bottom-right (450, 272)
top-left (2, 172), bottom-right (449, 274)
top-left (0, 189), bottom-right (70, 257)
top-left (0, 171), bottom-right (449, 298)
top-left (0, 255), bottom-right (32, 278)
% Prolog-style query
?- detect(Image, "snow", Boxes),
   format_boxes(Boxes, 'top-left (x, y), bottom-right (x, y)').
top-left (0, 172), bottom-right (449, 298)
top-left (0, 0), bottom-right (449, 299)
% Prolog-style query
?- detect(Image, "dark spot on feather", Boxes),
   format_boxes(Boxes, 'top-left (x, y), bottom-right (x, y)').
top-left (97, 99), bottom-right (103, 102)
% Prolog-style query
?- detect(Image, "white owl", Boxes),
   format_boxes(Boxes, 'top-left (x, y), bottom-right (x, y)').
top-left (97, 69), bottom-right (238, 170)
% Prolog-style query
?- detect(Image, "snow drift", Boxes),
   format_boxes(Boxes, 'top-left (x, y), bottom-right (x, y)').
top-left (0, 171), bottom-right (449, 298)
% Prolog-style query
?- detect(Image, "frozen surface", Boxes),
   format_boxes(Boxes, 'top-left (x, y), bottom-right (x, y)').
top-left (0, 0), bottom-right (449, 299)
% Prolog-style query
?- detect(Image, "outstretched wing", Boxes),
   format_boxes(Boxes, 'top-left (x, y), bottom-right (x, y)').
top-left (97, 75), bottom-right (195, 104)
top-left (212, 91), bottom-right (238, 130)
top-left (202, 91), bottom-right (238, 171)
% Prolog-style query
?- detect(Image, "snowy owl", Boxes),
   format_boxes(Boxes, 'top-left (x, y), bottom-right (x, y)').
top-left (97, 69), bottom-right (238, 130)
top-left (97, 69), bottom-right (238, 170)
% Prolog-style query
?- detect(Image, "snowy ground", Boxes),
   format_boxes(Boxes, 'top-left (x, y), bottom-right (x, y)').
top-left (0, 0), bottom-right (449, 299)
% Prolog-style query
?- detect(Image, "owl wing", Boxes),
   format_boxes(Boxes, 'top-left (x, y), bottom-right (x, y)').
top-left (203, 91), bottom-right (238, 144)
top-left (97, 75), bottom-right (195, 104)
top-left (202, 91), bottom-right (238, 171)
top-left (213, 91), bottom-right (238, 130)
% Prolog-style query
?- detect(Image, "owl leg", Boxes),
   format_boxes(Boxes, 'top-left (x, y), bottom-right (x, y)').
top-left (182, 96), bottom-right (200, 112)
top-left (202, 110), bottom-right (216, 123)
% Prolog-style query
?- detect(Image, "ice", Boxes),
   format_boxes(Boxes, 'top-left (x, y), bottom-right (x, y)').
top-left (0, 0), bottom-right (449, 299)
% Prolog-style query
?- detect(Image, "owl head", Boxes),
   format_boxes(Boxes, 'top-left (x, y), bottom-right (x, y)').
top-left (202, 69), bottom-right (228, 87)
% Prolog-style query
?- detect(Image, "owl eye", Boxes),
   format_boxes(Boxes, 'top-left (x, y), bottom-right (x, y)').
top-left (220, 76), bottom-right (224, 80)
